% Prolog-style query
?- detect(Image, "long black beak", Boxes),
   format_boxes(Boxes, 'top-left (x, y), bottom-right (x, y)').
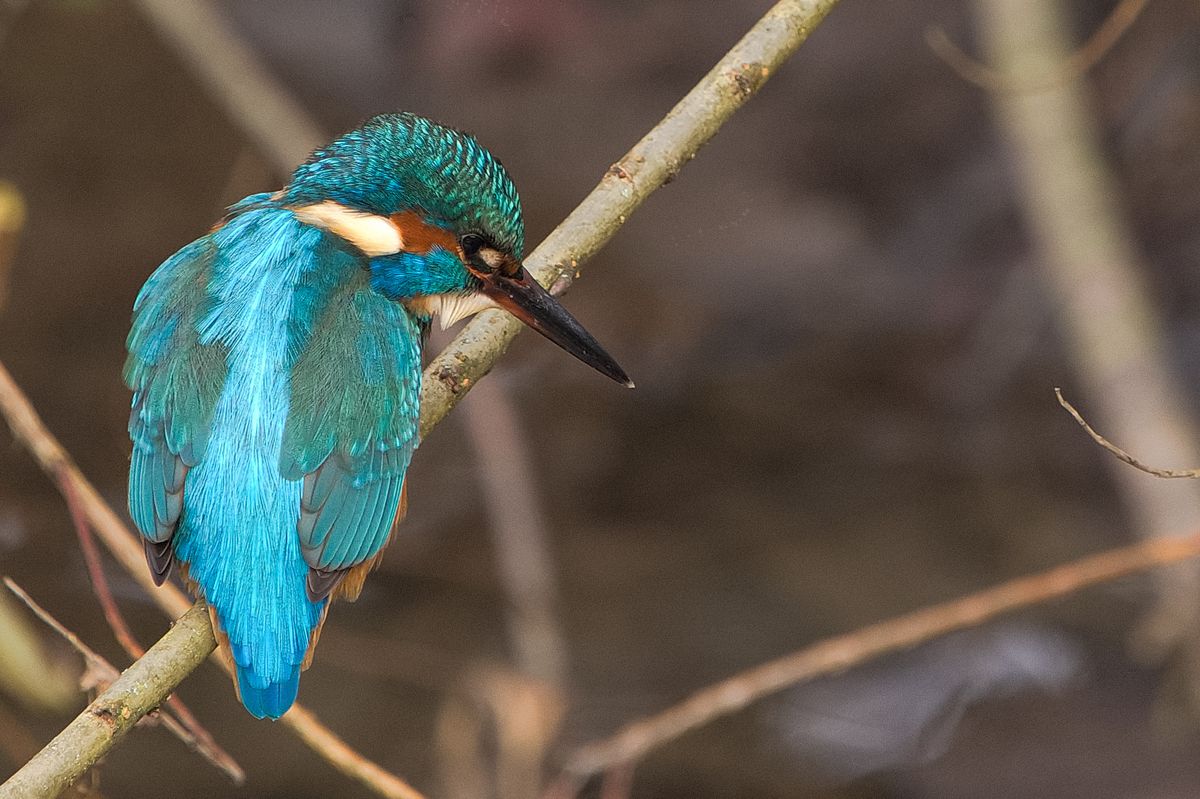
top-left (479, 266), bottom-right (633, 387)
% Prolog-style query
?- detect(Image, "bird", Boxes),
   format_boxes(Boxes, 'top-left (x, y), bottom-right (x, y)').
top-left (124, 112), bottom-right (630, 719)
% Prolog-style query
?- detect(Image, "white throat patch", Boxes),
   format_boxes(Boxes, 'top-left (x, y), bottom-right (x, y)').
top-left (408, 293), bottom-right (499, 330)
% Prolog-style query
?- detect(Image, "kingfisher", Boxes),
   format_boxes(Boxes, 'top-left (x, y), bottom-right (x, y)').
top-left (124, 113), bottom-right (630, 719)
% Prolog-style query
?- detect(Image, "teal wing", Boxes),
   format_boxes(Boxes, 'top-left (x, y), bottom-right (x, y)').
top-left (125, 236), bottom-right (229, 580)
top-left (280, 266), bottom-right (423, 599)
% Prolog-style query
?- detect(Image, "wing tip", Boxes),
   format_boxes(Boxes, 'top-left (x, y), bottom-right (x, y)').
top-left (143, 538), bottom-right (175, 585)
top-left (305, 567), bottom-right (347, 602)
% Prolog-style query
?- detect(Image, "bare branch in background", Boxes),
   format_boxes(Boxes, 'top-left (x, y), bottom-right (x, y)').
top-left (463, 376), bottom-right (568, 686)
top-left (5, 580), bottom-right (120, 691)
top-left (55, 468), bottom-right (244, 783)
top-left (437, 665), bottom-right (565, 799)
top-left (58, 466), bottom-right (146, 659)
top-left (978, 0), bottom-right (1200, 690)
top-left (926, 0), bottom-right (1149, 93)
top-left (0, 599), bottom-right (214, 799)
top-left (0, 587), bottom-right (76, 715)
top-left (551, 530), bottom-right (1200, 791)
top-left (128, 0), bottom-right (323, 177)
top-left (0, 184), bottom-right (79, 717)
top-left (1057, 389), bottom-right (1200, 479)
top-left (460, 376), bottom-right (570, 798)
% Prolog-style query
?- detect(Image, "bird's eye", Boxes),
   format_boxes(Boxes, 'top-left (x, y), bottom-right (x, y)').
top-left (460, 233), bottom-right (485, 258)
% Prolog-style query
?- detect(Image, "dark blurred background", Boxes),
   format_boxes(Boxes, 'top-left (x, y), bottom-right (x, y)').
top-left (4, 0), bottom-right (1200, 796)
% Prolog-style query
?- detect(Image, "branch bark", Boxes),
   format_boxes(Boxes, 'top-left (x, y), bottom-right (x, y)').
top-left (0, 603), bottom-right (214, 799)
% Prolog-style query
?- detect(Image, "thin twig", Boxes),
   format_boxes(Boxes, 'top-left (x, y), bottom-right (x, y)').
top-left (2, 580), bottom-right (245, 785)
top-left (1056, 388), bottom-right (1200, 478)
top-left (980, 0), bottom-right (1200, 679)
top-left (0, 578), bottom-right (76, 713)
top-left (926, 0), bottom-right (1150, 93)
top-left (0, 600), bottom-right (214, 799)
top-left (553, 530), bottom-right (1200, 786)
top-left (3, 580), bottom-right (118, 688)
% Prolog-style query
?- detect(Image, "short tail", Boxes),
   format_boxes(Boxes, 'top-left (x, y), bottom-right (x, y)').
top-left (235, 661), bottom-right (301, 720)
top-left (205, 605), bottom-right (316, 720)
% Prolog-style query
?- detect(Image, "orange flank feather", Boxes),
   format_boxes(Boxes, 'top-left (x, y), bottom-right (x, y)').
top-left (302, 481), bottom-right (410, 670)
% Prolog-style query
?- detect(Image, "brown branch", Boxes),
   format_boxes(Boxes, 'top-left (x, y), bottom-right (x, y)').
top-left (1056, 388), bottom-right (1200, 478)
top-left (0, 599), bottom-right (215, 799)
top-left (3, 580), bottom-right (120, 692)
top-left (58, 466), bottom-right (146, 658)
top-left (553, 531), bottom-right (1200, 787)
top-left (926, 0), bottom-right (1150, 93)
top-left (0, 583), bottom-right (76, 714)
top-left (462, 377), bottom-right (567, 686)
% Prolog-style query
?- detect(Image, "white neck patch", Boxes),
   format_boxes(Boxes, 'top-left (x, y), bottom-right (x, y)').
top-left (291, 201), bottom-right (403, 257)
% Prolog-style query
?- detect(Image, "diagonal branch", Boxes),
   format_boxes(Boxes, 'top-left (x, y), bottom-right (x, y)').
top-left (0, 359), bottom-right (427, 798)
top-left (56, 468), bottom-right (244, 783)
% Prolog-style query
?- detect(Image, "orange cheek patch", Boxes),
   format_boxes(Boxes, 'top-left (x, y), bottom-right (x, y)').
top-left (390, 210), bottom-right (461, 256)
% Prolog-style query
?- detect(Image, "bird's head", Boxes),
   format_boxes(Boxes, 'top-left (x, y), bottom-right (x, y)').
top-left (283, 113), bottom-right (630, 387)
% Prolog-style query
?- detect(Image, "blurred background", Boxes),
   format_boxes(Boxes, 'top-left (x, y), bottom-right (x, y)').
top-left (4, 0), bottom-right (1200, 796)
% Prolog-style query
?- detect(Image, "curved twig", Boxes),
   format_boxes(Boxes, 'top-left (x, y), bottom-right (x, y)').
top-left (1056, 388), bottom-right (1200, 479)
